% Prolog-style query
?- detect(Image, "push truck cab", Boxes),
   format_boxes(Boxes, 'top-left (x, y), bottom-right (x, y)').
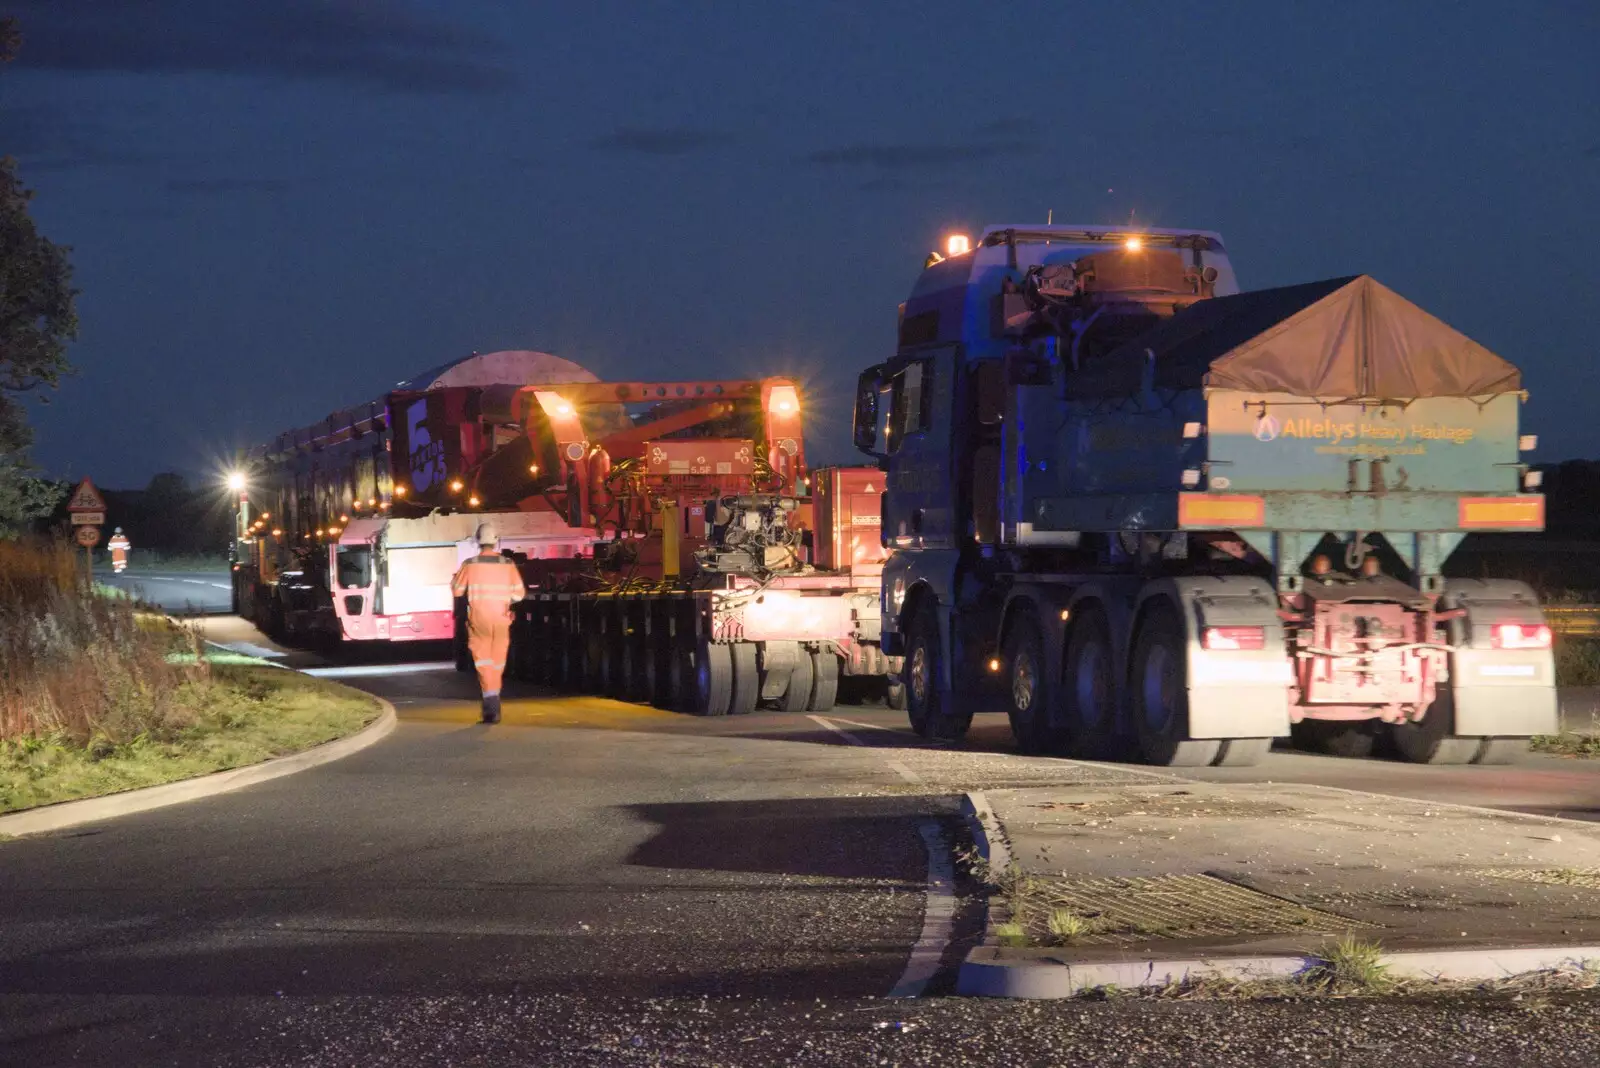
top-left (855, 224), bottom-right (1554, 767)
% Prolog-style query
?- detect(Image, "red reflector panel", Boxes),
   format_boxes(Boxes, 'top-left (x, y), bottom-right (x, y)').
top-left (1178, 493), bottom-right (1266, 529)
top-left (1491, 623), bottom-right (1551, 650)
top-left (1202, 626), bottom-right (1267, 651)
top-left (1458, 496), bottom-right (1544, 530)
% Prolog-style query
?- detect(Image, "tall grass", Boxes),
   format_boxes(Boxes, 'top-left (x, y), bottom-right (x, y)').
top-left (0, 539), bottom-right (210, 744)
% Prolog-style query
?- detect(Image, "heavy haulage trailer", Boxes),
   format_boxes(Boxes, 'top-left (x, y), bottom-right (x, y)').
top-left (231, 348), bottom-right (897, 715)
top-left (232, 351), bottom-right (606, 646)
top-left (855, 225), bottom-right (1554, 767)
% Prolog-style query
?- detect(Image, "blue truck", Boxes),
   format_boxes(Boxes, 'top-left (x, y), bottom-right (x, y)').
top-left (853, 225), bottom-right (1554, 767)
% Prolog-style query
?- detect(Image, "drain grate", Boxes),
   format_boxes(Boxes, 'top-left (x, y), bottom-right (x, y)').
top-left (1014, 873), bottom-right (1376, 946)
top-left (1470, 867), bottom-right (1600, 890)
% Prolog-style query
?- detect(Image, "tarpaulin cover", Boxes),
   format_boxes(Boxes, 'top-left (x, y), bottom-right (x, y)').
top-left (1073, 275), bottom-right (1522, 400)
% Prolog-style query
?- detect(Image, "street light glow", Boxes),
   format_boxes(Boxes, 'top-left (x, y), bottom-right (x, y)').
top-left (226, 472), bottom-right (246, 491)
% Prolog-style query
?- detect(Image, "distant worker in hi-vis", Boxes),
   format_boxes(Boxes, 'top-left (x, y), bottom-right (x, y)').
top-left (107, 527), bottom-right (131, 574)
top-left (450, 523), bottom-right (525, 724)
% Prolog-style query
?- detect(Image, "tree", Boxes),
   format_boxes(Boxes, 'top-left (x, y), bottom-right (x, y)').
top-left (0, 16), bottom-right (80, 535)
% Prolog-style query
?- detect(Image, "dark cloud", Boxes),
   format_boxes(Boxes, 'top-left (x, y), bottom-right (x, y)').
top-left (973, 117), bottom-right (1040, 136)
top-left (0, 103), bottom-right (151, 170)
top-left (588, 128), bottom-right (734, 156)
top-left (5, 0), bottom-right (514, 93)
top-left (166, 178), bottom-right (290, 194)
top-left (805, 138), bottom-right (1037, 170)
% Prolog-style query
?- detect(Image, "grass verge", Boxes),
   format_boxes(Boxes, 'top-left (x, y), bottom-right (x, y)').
top-left (0, 664), bottom-right (381, 814)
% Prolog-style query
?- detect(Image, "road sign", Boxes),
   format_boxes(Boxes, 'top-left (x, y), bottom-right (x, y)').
top-left (67, 478), bottom-right (106, 513)
top-left (75, 525), bottom-right (101, 548)
top-left (70, 511), bottom-right (105, 526)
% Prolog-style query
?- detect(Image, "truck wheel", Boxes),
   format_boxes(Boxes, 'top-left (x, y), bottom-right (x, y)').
top-left (1003, 615), bottom-right (1054, 754)
top-left (1474, 738), bottom-right (1527, 765)
top-left (1063, 605), bottom-right (1117, 759)
top-left (1131, 604), bottom-right (1222, 767)
top-left (780, 651), bottom-right (814, 713)
top-left (682, 638), bottom-right (732, 716)
top-left (1290, 720), bottom-right (1379, 759)
top-left (886, 679), bottom-right (908, 711)
top-left (807, 649), bottom-right (840, 712)
top-left (728, 642), bottom-right (760, 715)
top-left (1391, 688), bottom-right (1478, 764)
top-left (904, 601), bottom-right (971, 742)
top-left (1214, 737), bottom-right (1271, 766)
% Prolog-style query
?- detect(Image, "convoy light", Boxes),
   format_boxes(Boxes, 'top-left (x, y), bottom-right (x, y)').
top-left (368, 497), bottom-right (376, 507)
top-left (1491, 623), bottom-right (1551, 650)
top-left (556, 402), bottom-right (574, 417)
top-left (394, 485), bottom-right (408, 497)
top-left (340, 514), bottom-right (349, 523)
top-left (468, 495), bottom-right (481, 507)
top-left (316, 528), bottom-right (325, 537)
top-left (1060, 609), bottom-right (1071, 622)
top-left (353, 500), bottom-right (363, 510)
top-left (1124, 236), bottom-right (1144, 251)
top-left (1181, 468), bottom-right (1202, 488)
top-left (1519, 435), bottom-right (1538, 451)
top-left (529, 463), bottom-right (540, 476)
top-left (449, 479), bottom-right (464, 493)
top-left (272, 528), bottom-right (283, 537)
top-left (767, 384), bottom-right (801, 417)
top-left (1182, 422), bottom-right (1203, 439)
top-left (1201, 626), bottom-right (1266, 651)
top-left (945, 233), bottom-right (971, 257)
top-left (987, 657), bottom-right (1002, 673)
top-left (379, 502), bottom-right (390, 511)
top-left (1524, 470), bottom-right (1544, 489)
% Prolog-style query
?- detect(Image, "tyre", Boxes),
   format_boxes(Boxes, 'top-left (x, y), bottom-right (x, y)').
top-left (1063, 605), bottom-right (1118, 759)
top-left (1130, 603), bottom-right (1222, 767)
top-left (1390, 687), bottom-right (1478, 765)
top-left (1474, 737), bottom-right (1527, 765)
top-left (885, 678), bottom-right (908, 711)
top-left (807, 649), bottom-right (840, 712)
top-left (779, 650), bottom-right (815, 713)
top-left (903, 600), bottom-right (971, 741)
top-left (1003, 613), bottom-right (1055, 754)
top-left (1290, 719), bottom-right (1380, 759)
top-left (1215, 737), bottom-right (1271, 766)
top-left (682, 638), bottom-right (732, 716)
top-left (728, 642), bottom-right (760, 715)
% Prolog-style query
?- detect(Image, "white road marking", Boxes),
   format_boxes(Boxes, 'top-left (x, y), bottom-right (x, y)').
top-left (888, 819), bottom-right (958, 998)
top-left (806, 715), bottom-right (921, 783)
top-left (302, 661), bottom-right (458, 679)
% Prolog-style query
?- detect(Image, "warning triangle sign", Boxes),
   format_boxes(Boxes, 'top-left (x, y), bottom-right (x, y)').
top-left (67, 478), bottom-right (106, 512)
top-left (864, 483), bottom-right (875, 493)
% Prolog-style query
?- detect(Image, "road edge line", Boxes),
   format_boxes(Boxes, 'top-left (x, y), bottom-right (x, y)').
top-left (0, 698), bottom-right (397, 838)
top-left (887, 819), bottom-right (958, 998)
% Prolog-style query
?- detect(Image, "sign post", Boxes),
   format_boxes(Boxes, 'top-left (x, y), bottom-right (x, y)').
top-left (67, 478), bottom-right (107, 584)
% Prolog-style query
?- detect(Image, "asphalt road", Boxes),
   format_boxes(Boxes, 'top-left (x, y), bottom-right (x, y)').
top-left (100, 567), bottom-right (234, 615)
top-left (4, 623), bottom-right (1599, 1065)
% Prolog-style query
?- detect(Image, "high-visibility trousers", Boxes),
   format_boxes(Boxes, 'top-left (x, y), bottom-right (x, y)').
top-left (466, 610), bottom-right (511, 695)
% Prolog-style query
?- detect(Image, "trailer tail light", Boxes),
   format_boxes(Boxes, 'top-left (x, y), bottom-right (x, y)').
top-left (1491, 623), bottom-right (1551, 650)
top-left (1202, 626), bottom-right (1266, 651)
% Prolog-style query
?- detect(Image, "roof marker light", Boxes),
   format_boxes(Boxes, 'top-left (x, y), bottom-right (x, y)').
top-left (946, 234), bottom-right (971, 257)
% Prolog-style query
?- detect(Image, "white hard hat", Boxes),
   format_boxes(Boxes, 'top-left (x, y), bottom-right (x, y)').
top-left (475, 522), bottom-right (498, 546)
top-left (114, 527), bottom-right (122, 534)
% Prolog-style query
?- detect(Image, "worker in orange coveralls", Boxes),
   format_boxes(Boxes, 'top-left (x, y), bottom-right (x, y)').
top-left (107, 527), bottom-right (131, 574)
top-left (450, 523), bottom-right (525, 724)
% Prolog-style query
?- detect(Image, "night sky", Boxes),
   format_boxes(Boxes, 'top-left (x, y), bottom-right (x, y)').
top-left (5, 1), bottom-right (1596, 487)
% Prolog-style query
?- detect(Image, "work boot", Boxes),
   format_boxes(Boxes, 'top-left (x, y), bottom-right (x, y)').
top-left (480, 693), bottom-right (501, 724)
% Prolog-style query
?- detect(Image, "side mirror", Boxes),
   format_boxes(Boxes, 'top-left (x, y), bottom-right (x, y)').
top-left (853, 365), bottom-right (886, 455)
